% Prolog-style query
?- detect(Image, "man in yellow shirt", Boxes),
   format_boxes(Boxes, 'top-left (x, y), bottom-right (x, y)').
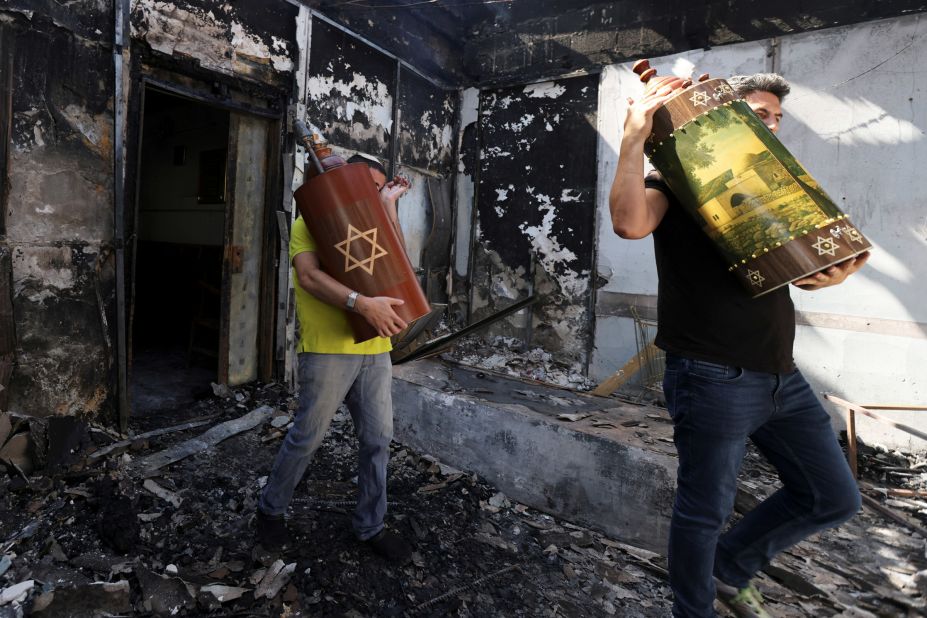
top-left (257, 154), bottom-right (412, 564)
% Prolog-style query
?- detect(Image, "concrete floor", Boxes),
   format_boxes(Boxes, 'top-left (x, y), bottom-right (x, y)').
top-left (130, 347), bottom-right (216, 416)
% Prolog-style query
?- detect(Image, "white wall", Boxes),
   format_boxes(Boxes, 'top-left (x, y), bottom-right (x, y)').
top-left (593, 14), bottom-right (927, 450)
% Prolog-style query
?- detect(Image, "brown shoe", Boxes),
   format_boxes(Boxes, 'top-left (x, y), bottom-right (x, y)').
top-left (364, 529), bottom-right (412, 565)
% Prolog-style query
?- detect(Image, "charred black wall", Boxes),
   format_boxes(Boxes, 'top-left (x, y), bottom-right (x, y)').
top-left (1, 0), bottom-right (304, 422)
top-left (398, 67), bottom-right (456, 176)
top-left (470, 74), bottom-right (599, 368)
top-left (306, 18), bottom-right (397, 158)
top-left (1, 4), bottom-right (116, 419)
top-left (130, 0), bottom-right (299, 91)
top-left (305, 16), bottom-right (458, 171)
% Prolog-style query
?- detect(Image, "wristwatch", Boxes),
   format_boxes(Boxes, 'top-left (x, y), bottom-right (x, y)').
top-left (345, 290), bottom-right (359, 311)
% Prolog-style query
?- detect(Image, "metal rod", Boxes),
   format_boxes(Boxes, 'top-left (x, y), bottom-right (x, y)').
top-left (861, 404), bottom-right (927, 411)
top-left (408, 564), bottom-right (521, 614)
top-left (394, 295), bottom-right (538, 365)
top-left (825, 394), bottom-right (927, 443)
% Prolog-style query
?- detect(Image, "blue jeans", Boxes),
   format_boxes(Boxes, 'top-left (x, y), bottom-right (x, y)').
top-left (662, 353), bottom-right (861, 617)
top-left (259, 352), bottom-right (394, 541)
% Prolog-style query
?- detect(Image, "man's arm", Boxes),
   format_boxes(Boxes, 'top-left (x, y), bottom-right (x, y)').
top-left (293, 250), bottom-right (408, 337)
top-left (792, 251), bottom-right (870, 291)
top-left (608, 87), bottom-right (677, 239)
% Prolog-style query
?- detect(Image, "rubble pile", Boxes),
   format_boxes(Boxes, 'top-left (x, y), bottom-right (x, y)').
top-left (0, 380), bottom-right (925, 616)
top-left (0, 383), bottom-right (671, 617)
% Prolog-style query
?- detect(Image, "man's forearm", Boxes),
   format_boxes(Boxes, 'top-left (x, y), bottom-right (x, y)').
top-left (296, 266), bottom-right (355, 310)
top-left (609, 137), bottom-right (651, 238)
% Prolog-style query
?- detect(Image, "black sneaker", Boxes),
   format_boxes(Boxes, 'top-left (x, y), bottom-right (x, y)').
top-left (364, 529), bottom-right (412, 565)
top-left (256, 510), bottom-right (291, 551)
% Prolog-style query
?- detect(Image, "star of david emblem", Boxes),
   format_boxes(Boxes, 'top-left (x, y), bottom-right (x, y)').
top-left (842, 225), bottom-right (863, 243)
top-left (713, 84), bottom-right (734, 100)
top-left (811, 235), bottom-right (839, 257)
top-left (334, 224), bottom-right (389, 275)
top-left (690, 91), bottom-right (711, 107)
top-left (747, 269), bottom-right (765, 287)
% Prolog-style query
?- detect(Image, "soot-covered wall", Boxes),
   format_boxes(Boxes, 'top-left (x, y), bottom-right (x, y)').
top-left (1, 0), bottom-right (300, 422)
top-left (305, 18), bottom-right (397, 159)
top-left (470, 74), bottom-right (599, 368)
top-left (1, 3), bottom-right (116, 418)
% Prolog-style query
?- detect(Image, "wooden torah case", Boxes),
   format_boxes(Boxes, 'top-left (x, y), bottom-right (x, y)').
top-left (293, 162), bottom-right (431, 343)
top-left (634, 60), bottom-right (872, 296)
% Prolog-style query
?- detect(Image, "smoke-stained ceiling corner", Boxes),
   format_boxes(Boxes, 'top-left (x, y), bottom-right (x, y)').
top-left (308, 0), bottom-right (927, 86)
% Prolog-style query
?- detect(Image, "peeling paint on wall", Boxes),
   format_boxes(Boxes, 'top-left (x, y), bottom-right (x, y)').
top-left (471, 73), bottom-right (599, 366)
top-left (305, 18), bottom-right (395, 157)
top-left (398, 67), bottom-right (457, 175)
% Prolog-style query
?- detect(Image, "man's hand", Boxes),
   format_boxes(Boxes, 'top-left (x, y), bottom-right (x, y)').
top-left (623, 85), bottom-right (677, 143)
top-left (792, 251), bottom-right (870, 291)
top-left (356, 295), bottom-right (407, 338)
top-left (379, 176), bottom-right (411, 208)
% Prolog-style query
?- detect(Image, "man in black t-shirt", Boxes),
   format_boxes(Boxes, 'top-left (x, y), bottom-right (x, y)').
top-left (608, 74), bottom-right (869, 618)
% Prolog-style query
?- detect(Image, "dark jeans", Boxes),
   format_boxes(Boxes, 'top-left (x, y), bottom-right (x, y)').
top-left (662, 353), bottom-right (860, 618)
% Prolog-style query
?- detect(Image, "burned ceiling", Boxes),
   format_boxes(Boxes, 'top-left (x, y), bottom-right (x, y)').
top-left (308, 0), bottom-right (927, 86)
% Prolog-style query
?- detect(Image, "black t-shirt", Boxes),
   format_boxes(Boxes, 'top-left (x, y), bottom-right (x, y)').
top-left (647, 176), bottom-right (796, 373)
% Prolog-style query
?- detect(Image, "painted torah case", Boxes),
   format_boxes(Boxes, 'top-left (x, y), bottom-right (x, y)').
top-left (634, 60), bottom-right (871, 297)
top-left (293, 162), bottom-right (430, 343)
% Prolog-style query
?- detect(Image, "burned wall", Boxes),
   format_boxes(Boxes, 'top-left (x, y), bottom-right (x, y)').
top-left (130, 0), bottom-right (298, 90)
top-left (305, 18), bottom-right (396, 158)
top-left (1, 0), bottom-right (301, 422)
top-left (470, 75), bottom-right (599, 369)
top-left (398, 67), bottom-right (456, 176)
top-left (1, 5), bottom-right (115, 418)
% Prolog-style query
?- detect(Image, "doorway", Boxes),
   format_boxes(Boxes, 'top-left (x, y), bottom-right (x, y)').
top-left (131, 89), bottom-right (230, 414)
top-left (128, 82), bottom-right (279, 418)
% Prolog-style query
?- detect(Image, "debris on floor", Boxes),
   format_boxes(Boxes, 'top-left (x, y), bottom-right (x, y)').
top-left (0, 379), bottom-right (924, 616)
top-left (446, 336), bottom-right (593, 391)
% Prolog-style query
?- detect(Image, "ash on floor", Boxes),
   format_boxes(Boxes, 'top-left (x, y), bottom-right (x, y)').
top-left (0, 382), bottom-right (924, 617)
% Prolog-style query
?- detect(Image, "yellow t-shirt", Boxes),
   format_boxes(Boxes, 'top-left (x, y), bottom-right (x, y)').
top-left (290, 217), bottom-right (392, 355)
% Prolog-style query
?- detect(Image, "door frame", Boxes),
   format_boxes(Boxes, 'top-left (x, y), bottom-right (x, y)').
top-left (120, 63), bottom-right (285, 427)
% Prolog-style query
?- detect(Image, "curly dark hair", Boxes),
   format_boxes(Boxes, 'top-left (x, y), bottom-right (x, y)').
top-left (727, 73), bottom-right (791, 102)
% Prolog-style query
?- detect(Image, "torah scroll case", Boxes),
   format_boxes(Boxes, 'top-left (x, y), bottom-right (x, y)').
top-left (293, 133), bottom-right (430, 343)
top-left (634, 60), bottom-right (871, 297)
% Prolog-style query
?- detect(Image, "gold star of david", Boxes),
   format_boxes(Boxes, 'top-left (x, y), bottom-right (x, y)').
top-left (843, 226), bottom-right (863, 243)
top-left (811, 235), bottom-right (839, 257)
top-left (748, 269), bottom-right (765, 287)
top-left (713, 84), bottom-right (734, 100)
top-left (690, 91), bottom-right (711, 107)
top-left (334, 224), bottom-right (389, 275)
